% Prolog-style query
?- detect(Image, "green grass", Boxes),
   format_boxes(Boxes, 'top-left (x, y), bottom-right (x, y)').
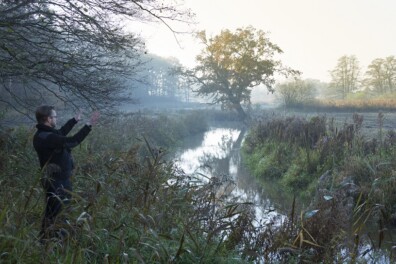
top-left (1, 110), bottom-right (395, 263)
top-left (0, 111), bottom-right (253, 263)
top-left (242, 113), bottom-right (396, 261)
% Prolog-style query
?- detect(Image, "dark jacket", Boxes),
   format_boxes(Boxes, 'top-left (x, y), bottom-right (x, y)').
top-left (33, 118), bottom-right (91, 180)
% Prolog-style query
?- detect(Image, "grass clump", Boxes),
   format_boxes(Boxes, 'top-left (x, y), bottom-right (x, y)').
top-left (243, 113), bottom-right (396, 200)
top-left (242, 112), bottom-right (396, 251)
top-left (242, 116), bottom-right (331, 196)
top-left (0, 111), bottom-right (255, 263)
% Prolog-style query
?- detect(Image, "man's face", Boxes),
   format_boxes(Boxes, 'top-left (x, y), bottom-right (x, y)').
top-left (48, 110), bottom-right (57, 128)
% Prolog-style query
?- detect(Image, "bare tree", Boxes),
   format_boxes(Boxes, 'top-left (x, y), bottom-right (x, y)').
top-left (364, 56), bottom-right (396, 94)
top-left (276, 78), bottom-right (316, 107)
top-left (0, 0), bottom-right (192, 115)
top-left (329, 55), bottom-right (360, 99)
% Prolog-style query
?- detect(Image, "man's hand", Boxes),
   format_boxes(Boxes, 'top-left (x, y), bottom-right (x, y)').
top-left (88, 111), bottom-right (100, 126)
top-left (75, 109), bottom-right (83, 122)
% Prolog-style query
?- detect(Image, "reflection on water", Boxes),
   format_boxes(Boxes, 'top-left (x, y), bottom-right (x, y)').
top-left (174, 127), bottom-right (290, 224)
top-left (175, 128), bottom-right (240, 176)
top-left (174, 127), bottom-right (395, 262)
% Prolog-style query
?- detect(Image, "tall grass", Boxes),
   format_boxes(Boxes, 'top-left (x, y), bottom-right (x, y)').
top-left (2, 110), bottom-right (395, 263)
top-left (3, 110), bottom-right (328, 263)
top-left (242, 112), bottom-right (396, 261)
top-left (283, 97), bottom-right (396, 112)
top-left (0, 111), bottom-right (254, 263)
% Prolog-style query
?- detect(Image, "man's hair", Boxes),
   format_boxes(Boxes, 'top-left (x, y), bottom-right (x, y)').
top-left (35, 105), bottom-right (54, 124)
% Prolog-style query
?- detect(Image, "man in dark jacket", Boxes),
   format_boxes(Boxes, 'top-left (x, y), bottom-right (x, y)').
top-left (33, 105), bottom-right (99, 240)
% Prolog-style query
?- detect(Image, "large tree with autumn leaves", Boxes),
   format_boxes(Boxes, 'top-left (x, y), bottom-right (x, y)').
top-left (181, 26), bottom-right (297, 120)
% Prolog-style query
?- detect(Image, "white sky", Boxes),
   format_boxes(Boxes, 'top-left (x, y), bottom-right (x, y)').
top-left (132, 0), bottom-right (396, 82)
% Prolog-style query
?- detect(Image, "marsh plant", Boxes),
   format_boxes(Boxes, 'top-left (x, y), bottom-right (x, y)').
top-left (2, 110), bottom-right (396, 263)
top-left (0, 111), bottom-right (301, 263)
top-left (1, 112), bottom-right (255, 263)
top-left (242, 113), bottom-right (396, 262)
top-left (285, 96), bottom-right (396, 112)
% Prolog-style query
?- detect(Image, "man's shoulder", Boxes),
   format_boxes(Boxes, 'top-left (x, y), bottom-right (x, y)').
top-left (35, 131), bottom-right (53, 140)
top-left (35, 125), bottom-right (58, 139)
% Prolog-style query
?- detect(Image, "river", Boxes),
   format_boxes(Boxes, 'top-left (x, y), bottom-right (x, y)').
top-left (173, 127), bottom-right (292, 225)
top-left (172, 126), bottom-right (395, 263)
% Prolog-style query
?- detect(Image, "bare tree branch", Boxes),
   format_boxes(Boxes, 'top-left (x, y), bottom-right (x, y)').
top-left (0, 0), bottom-right (193, 118)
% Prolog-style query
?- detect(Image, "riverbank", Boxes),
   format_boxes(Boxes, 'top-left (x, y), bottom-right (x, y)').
top-left (241, 112), bottom-right (396, 262)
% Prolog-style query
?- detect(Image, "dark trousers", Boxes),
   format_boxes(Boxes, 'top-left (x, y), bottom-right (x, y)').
top-left (40, 178), bottom-right (72, 239)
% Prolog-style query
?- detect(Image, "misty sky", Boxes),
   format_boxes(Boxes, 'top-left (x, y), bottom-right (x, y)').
top-left (134, 0), bottom-right (396, 83)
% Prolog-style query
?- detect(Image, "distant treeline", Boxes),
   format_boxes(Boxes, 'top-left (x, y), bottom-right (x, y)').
top-left (281, 97), bottom-right (396, 112)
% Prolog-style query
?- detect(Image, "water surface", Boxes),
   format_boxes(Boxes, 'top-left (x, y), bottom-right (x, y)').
top-left (173, 126), bottom-right (395, 262)
top-left (174, 127), bottom-right (291, 224)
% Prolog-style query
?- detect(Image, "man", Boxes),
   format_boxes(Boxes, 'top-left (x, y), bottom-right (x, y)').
top-left (33, 105), bottom-right (99, 241)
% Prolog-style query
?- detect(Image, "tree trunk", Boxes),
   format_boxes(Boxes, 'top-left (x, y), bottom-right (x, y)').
top-left (234, 103), bottom-right (247, 121)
